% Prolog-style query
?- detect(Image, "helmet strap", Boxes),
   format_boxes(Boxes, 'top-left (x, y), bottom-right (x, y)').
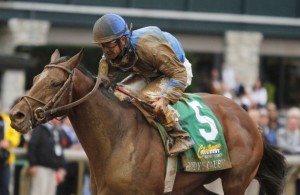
top-left (113, 36), bottom-right (129, 61)
top-left (109, 37), bottom-right (137, 71)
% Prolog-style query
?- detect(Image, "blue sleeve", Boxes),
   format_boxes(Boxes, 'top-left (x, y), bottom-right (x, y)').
top-left (163, 32), bottom-right (185, 63)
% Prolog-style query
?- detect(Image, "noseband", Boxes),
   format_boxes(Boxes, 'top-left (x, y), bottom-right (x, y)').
top-left (21, 64), bottom-right (101, 125)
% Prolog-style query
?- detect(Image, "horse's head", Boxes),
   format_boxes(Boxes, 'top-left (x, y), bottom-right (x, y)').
top-left (9, 49), bottom-right (83, 134)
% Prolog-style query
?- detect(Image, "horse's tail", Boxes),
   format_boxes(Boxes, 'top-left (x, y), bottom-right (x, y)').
top-left (255, 134), bottom-right (287, 195)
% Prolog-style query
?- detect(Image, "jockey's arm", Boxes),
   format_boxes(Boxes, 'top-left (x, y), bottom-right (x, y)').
top-left (98, 57), bottom-right (109, 77)
top-left (98, 57), bottom-right (117, 87)
top-left (154, 43), bottom-right (187, 105)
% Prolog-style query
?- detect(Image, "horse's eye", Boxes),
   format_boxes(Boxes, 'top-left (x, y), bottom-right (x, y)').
top-left (51, 81), bottom-right (62, 89)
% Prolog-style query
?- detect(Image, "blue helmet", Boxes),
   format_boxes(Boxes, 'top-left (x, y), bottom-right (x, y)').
top-left (93, 14), bottom-right (129, 44)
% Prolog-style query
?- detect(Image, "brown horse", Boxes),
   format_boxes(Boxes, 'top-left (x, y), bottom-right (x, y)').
top-left (9, 50), bottom-right (285, 195)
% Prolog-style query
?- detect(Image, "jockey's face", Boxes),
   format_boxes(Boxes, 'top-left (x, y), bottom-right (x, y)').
top-left (98, 36), bottom-right (127, 60)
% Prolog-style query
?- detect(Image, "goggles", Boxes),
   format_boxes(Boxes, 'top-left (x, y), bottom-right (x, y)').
top-left (98, 40), bottom-right (119, 50)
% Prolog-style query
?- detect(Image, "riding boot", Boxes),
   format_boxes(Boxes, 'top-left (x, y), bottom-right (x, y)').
top-left (167, 122), bottom-right (194, 156)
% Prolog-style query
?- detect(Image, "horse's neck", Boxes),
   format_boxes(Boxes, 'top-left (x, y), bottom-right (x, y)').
top-left (69, 71), bottom-right (134, 162)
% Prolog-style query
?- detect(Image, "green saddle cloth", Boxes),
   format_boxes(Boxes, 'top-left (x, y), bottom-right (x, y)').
top-left (159, 93), bottom-right (232, 172)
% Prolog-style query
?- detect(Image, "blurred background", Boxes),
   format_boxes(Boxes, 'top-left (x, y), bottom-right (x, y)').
top-left (1, 1), bottom-right (300, 195)
top-left (0, 0), bottom-right (299, 112)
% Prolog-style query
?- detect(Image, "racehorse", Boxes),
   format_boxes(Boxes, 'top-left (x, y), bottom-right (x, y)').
top-left (9, 50), bottom-right (286, 195)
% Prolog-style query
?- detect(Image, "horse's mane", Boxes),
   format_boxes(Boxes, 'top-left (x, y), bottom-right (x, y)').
top-left (77, 65), bottom-right (97, 82)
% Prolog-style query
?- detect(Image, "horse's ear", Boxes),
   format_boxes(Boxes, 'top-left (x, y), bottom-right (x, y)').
top-left (67, 49), bottom-right (84, 69)
top-left (50, 49), bottom-right (60, 63)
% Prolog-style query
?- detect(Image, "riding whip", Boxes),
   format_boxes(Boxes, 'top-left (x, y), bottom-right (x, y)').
top-left (114, 86), bottom-right (154, 109)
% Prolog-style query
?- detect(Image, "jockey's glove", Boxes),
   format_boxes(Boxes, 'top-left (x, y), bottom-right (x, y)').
top-left (99, 76), bottom-right (111, 89)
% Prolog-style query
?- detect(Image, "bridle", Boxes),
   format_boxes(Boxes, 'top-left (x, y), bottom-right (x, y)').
top-left (20, 64), bottom-right (101, 125)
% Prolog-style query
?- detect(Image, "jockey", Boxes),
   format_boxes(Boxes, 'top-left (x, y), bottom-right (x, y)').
top-left (93, 13), bottom-right (194, 156)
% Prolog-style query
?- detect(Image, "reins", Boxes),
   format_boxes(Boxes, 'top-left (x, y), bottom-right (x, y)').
top-left (21, 64), bottom-right (101, 124)
top-left (41, 76), bottom-right (101, 117)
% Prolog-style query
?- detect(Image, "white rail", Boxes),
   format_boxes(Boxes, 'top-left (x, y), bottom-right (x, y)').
top-left (13, 147), bottom-right (88, 162)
